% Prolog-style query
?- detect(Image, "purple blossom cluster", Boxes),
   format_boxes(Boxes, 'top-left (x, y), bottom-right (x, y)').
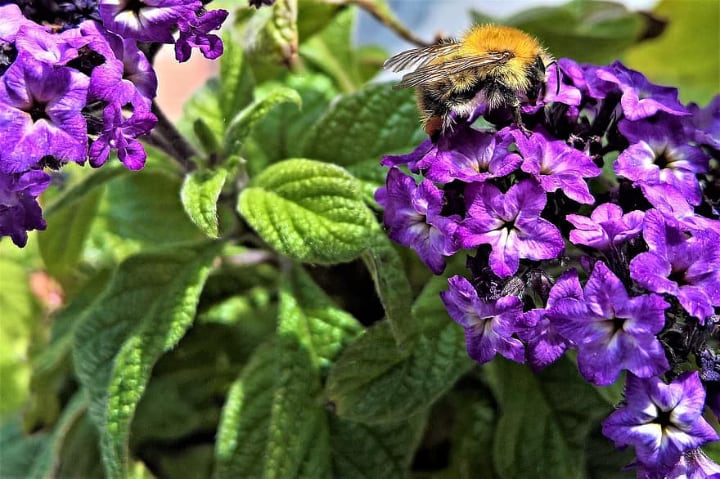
top-left (0, 0), bottom-right (228, 247)
top-left (377, 59), bottom-right (720, 477)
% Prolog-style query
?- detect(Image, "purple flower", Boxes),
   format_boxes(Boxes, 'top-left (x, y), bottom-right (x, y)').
top-left (376, 167), bottom-right (459, 274)
top-left (381, 137), bottom-right (435, 173)
top-left (440, 275), bottom-right (526, 364)
top-left (689, 95), bottom-right (720, 151)
top-left (15, 25), bottom-right (79, 66)
top-left (512, 129), bottom-right (601, 203)
top-left (175, 9), bottom-right (228, 62)
top-left (615, 116), bottom-right (709, 206)
top-left (602, 372), bottom-right (719, 475)
top-left (0, 4), bottom-right (34, 43)
top-left (456, 179), bottom-right (564, 277)
top-left (0, 170), bottom-right (50, 247)
top-left (596, 61), bottom-right (688, 120)
top-left (421, 126), bottom-right (521, 183)
top-left (567, 203), bottom-right (644, 250)
top-left (521, 61), bottom-right (582, 115)
top-left (0, 57), bottom-right (89, 173)
top-left (630, 210), bottom-right (720, 322)
top-left (78, 20), bottom-right (157, 111)
top-left (550, 261), bottom-right (669, 386)
top-left (89, 104), bottom-right (156, 170)
top-left (519, 270), bottom-right (580, 370)
top-left (98, 0), bottom-right (201, 43)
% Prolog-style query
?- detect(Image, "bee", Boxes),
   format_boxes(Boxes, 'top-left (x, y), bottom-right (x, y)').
top-left (384, 25), bottom-right (554, 140)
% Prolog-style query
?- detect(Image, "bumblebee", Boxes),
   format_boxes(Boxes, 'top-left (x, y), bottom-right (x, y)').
top-left (384, 25), bottom-right (553, 139)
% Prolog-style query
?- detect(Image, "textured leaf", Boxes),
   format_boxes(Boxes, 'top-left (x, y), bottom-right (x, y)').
top-left (326, 277), bottom-right (473, 423)
top-left (215, 341), bottom-right (277, 479)
top-left (72, 241), bottom-right (223, 479)
top-left (27, 392), bottom-right (88, 479)
top-left (485, 358), bottom-right (612, 479)
top-left (264, 336), bottom-right (330, 479)
top-left (302, 83), bottom-right (423, 167)
top-left (102, 170), bottom-right (202, 245)
top-left (445, 390), bottom-right (498, 479)
top-left (180, 168), bottom-right (228, 238)
top-left (219, 33), bottom-right (255, 122)
top-left (240, 0), bottom-right (299, 81)
top-left (38, 166), bottom-right (124, 280)
top-left (224, 87), bottom-right (301, 156)
top-left (238, 159), bottom-right (375, 264)
top-left (0, 420), bottom-right (49, 479)
top-left (624, 0), bottom-right (720, 104)
top-left (361, 232), bottom-right (417, 347)
top-left (329, 414), bottom-right (427, 479)
top-left (278, 266), bottom-right (362, 372)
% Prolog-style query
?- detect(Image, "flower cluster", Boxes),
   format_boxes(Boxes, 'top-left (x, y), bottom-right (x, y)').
top-left (377, 59), bottom-right (720, 476)
top-left (0, 0), bottom-right (228, 247)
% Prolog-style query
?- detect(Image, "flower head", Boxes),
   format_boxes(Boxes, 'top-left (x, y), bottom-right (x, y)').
top-left (456, 179), bottom-right (564, 277)
top-left (567, 203), bottom-right (644, 250)
top-left (549, 261), bottom-right (670, 386)
top-left (602, 372), bottom-right (719, 475)
top-left (630, 210), bottom-right (720, 322)
top-left (376, 167), bottom-right (459, 274)
top-left (441, 275), bottom-right (527, 364)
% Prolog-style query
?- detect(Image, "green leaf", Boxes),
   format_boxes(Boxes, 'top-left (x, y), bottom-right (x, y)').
top-left (242, 74), bottom-right (338, 175)
top-left (215, 341), bottom-right (277, 479)
top-left (484, 358), bottom-right (612, 479)
top-left (224, 87), bottom-right (302, 156)
top-left (300, 8), bottom-right (361, 93)
top-left (238, 159), bottom-right (375, 264)
top-left (180, 78), bottom-right (224, 153)
top-left (326, 277), bottom-right (473, 424)
top-left (302, 83), bottom-right (423, 167)
top-left (24, 269), bottom-right (112, 432)
top-left (27, 392), bottom-right (88, 479)
top-left (0, 420), bottom-right (49, 479)
top-left (444, 389), bottom-right (498, 479)
top-left (329, 414), bottom-right (427, 478)
top-left (472, 0), bottom-right (646, 64)
top-left (624, 0), bottom-right (720, 104)
top-left (180, 168), bottom-right (228, 238)
top-left (101, 169), bottom-right (203, 245)
top-left (219, 33), bottom-right (255, 122)
top-left (278, 267), bottom-right (362, 373)
top-left (72, 241), bottom-right (223, 479)
top-left (361, 232), bottom-right (417, 347)
top-left (240, 0), bottom-right (299, 81)
top-left (0, 257), bottom-right (38, 419)
top-left (296, 0), bottom-right (343, 40)
top-left (38, 166), bottom-right (124, 280)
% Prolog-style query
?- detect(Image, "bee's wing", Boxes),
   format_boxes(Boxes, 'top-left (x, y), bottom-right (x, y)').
top-left (383, 42), bottom-right (461, 72)
top-left (394, 53), bottom-right (510, 88)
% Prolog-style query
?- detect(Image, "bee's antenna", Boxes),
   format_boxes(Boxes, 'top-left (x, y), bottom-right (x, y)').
top-left (547, 59), bottom-right (561, 95)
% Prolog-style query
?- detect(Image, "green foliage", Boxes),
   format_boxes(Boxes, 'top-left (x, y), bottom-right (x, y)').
top-left (238, 159), bottom-right (376, 264)
top-left (5, 2), bottom-right (716, 479)
top-left (472, 0), bottom-right (647, 64)
top-left (623, 0), bottom-right (720, 104)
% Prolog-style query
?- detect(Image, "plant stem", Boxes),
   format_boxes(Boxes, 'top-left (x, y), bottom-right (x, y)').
top-left (326, 0), bottom-right (430, 47)
top-left (150, 101), bottom-right (199, 172)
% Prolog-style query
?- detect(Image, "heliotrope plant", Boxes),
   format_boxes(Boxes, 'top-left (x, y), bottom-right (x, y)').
top-left (378, 59), bottom-right (720, 477)
top-left (0, 0), bottom-right (231, 247)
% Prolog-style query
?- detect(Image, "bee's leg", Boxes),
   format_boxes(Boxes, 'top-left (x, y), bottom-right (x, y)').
top-left (513, 104), bottom-right (532, 136)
